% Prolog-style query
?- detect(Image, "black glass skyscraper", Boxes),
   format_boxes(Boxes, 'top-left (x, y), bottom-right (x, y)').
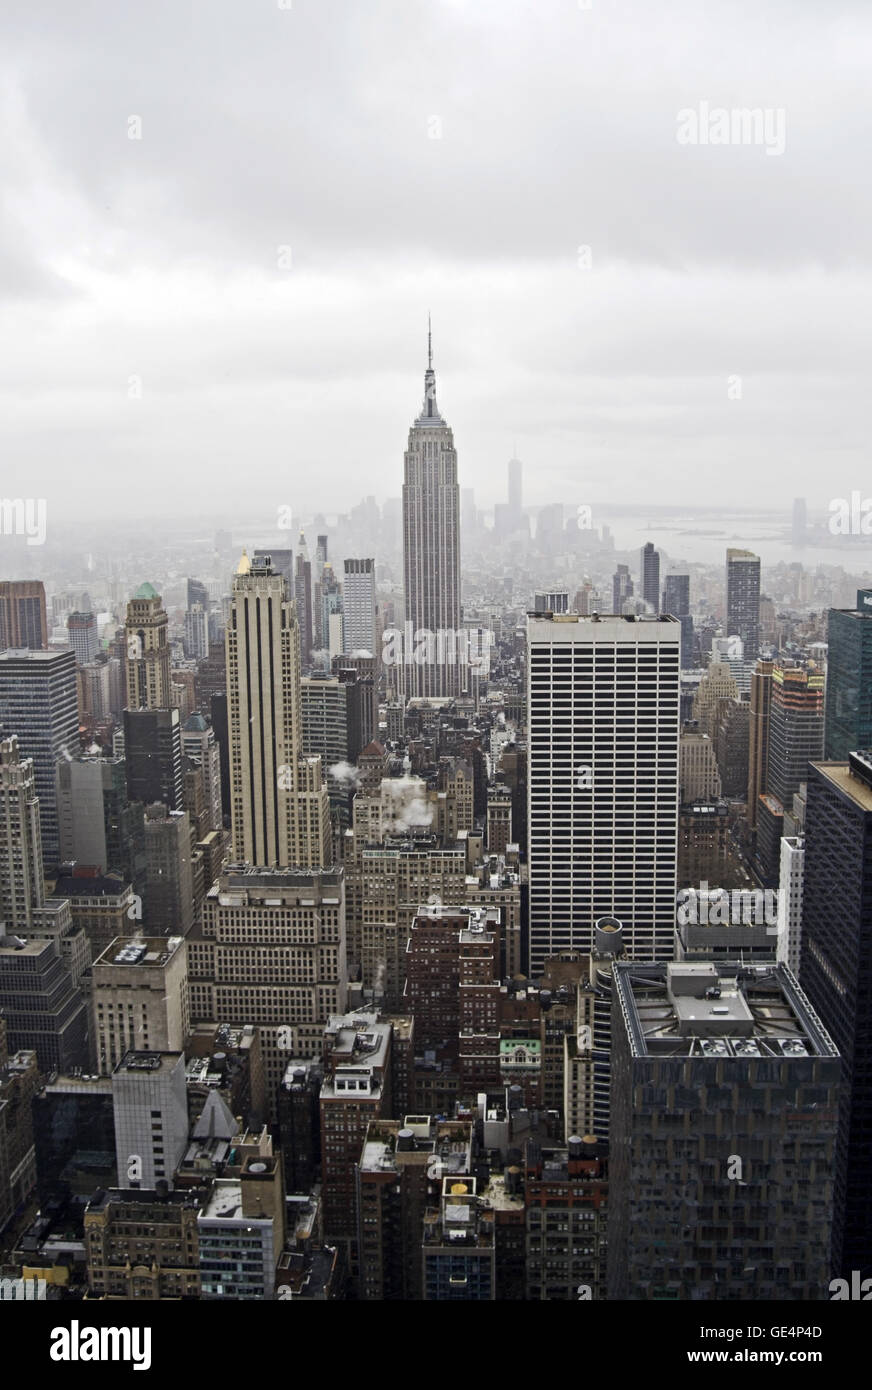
top-left (800, 752), bottom-right (872, 1278)
top-left (825, 590), bottom-right (872, 761)
top-left (726, 548), bottom-right (761, 661)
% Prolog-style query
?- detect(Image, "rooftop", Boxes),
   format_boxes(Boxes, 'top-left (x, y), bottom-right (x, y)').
top-left (613, 961), bottom-right (839, 1061)
top-left (113, 1050), bottom-right (182, 1076)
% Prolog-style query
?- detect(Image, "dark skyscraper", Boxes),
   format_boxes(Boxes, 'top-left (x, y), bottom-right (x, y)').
top-left (612, 564), bottom-right (633, 614)
top-left (187, 578), bottom-right (209, 612)
top-left (608, 959), bottom-right (840, 1300)
top-left (401, 324), bottom-right (461, 698)
top-left (825, 590), bottom-right (872, 761)
top-left (123, 707), bottom-right (183, 812)
top-left (0, 580), bottom-right (48, 651)
top-left (800, 752), bottom-right (872, 1279)
top-left (663, 572), bottom-right (689, 617)
top-left (726, 548), bottom-right (761, 661)
top-left (663, 572), bottom-right (692, 665)
top-left (640, 542), bottom-right (660, 610)
top-left (0, 647), bottom-right (78, 869)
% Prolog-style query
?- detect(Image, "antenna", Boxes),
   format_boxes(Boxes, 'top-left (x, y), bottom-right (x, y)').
top-left (428, 313), bottom-right (432, 370)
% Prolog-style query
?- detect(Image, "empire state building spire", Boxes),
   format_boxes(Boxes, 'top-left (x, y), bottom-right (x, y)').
top-left (417, 314), bottom-right (444, 426)
top-left (402, 323), bottom-right (461, 698)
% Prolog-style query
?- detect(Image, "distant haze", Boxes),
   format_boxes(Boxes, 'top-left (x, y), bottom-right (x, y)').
top-left (0, 0), bottom-right (868, 523)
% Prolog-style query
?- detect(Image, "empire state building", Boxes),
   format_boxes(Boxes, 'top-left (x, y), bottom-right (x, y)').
top-left (401, 325), bottom-right (462, 698)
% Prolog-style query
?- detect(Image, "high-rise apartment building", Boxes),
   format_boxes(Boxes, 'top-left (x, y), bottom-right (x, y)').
top-left (800, 752), bottom-right (872, 1278)
top-left (401, 328), bottom-right (462, 699)
top-left (726, 548), bottom-right (761, 662)
top-left (608, 959), bottom-right (839, 1300)
top-left (124, 583), bottom-right (171, 710)
top-left (526, 614), bottom-right (681, 973)
top-left (640, 542), bottom-right (660, 611)
top-left (0, 647), bottom-right (78, 870)
top-left (342, 558), bottom-right (376, 654)
top-left (824, 589), bottom-right (872, 761)
top-left (67, 610), bottom-right (99, 664)
top-left (225, 553), bottom-right (331, 870)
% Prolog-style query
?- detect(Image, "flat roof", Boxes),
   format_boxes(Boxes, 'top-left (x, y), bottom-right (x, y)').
top-left (811, 761), bottom-right (872, 814)
top-left (613, 961), bottom-right (839, 1061)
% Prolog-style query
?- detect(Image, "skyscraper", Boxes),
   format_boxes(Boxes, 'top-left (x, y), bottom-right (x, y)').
top-left (123, 707), bottom-right (183, 812)
top-left (767, 662), bottom-right (825, 810)
top-left (747, 658), bottom-right (774, 832)
top-left (342, 558), bottom-right (376, 653)
top-left (800, 751), bottom-right (872, 1278)
top-left (401, 324), bottom-right (462, 698)
top-left (663, 572), bottom-right (690, 617)
top-left (67, 610), bottom-right (99, 664)
top-left (640, 542), bottom-right (660, 611)
top-left (726, 548), bottom-right (761, 661)
top-left (184, 604), bottom-right (209, 660)
top-left (225, 552), bottom-right (331, 869)
top-left (0, 580), bottom-right (47, 651)
top-left (124, 582), bottom-right (171, 710)
top-left (0, 736), bottom-right (44, 931)
top-left (608, 959), bottom-right (839, 1300)
top-left (824, 589), bottom-right (872, 761)
top-left (0, 647), bottom-right (78, 869)
top-left (294, 533), bottom-right (313, 666)
top-left (612, 564), bottom-right (634, 615)
top-left (526, 613), bottom-right (681, 972)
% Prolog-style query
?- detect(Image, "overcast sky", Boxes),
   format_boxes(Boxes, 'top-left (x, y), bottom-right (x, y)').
top-left (1, 0), bottom-right (869, 525)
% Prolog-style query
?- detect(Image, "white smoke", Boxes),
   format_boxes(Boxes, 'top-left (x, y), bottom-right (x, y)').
top-left (329, 760), bottom-right (361, 791)
top-left (383, 772), bottom-right (433, 832)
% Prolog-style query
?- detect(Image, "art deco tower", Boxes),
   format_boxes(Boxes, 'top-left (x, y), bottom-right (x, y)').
top-left (125, 582), bottom-right (171, 709)
top-left (401, 324), bottom-right (462, 698)
top-left (225, 552), bottom-right (331, 869)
